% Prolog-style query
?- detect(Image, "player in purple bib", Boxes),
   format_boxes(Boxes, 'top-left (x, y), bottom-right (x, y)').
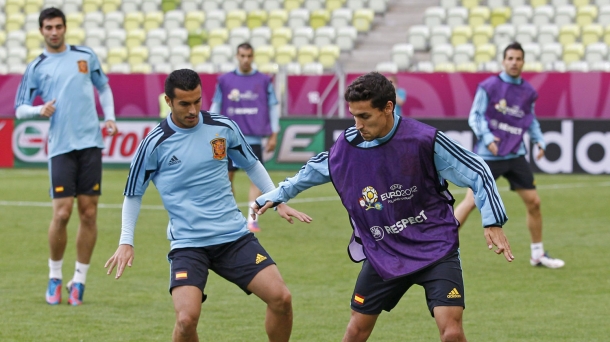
top-left (253, 72), bottom-right (514, 342)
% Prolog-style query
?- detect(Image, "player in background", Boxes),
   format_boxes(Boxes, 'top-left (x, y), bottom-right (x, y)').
top-left (453, 42), bottom-right (565, 269)
top-left (253, 72), bottom-right (513, 342)
top-left (387, 75), bottom-right (407, 117)
top-left (210, 42), bottom-right (280, 233)
top-left (105, 69), bottom-right (311, 342)
top-left (14, 7), bottom-right (118, 306)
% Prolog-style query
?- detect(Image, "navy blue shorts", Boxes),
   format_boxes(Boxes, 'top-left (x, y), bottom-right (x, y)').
top-left (350, 250), bottom-right (465, 317)
top-left (48, 147), bottom-right (102, 199)
top-left (167, 233), bottom-right (276, 302)
top-left (485, 156), bottom-right (536, 191)
top-left (228, 143), bottom-right (262, 171)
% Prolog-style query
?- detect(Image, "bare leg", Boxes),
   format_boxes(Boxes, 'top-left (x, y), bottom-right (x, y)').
top-left (49, 197), bottom-right (74, 261)
top-left (342, 310), bottom-right (379, 342)
top-left (172, 285), bottom-right (202, 342)
top-left (516, 189), bottom-right (542, 243)
top-left (75, 195), bottom-right (98, 264)
top-left (453, 189), bottom-right (476, 228)
top-left (247, 265), bottom-right (292, 342)
top-left (433, 306), bottom-right (467, 342)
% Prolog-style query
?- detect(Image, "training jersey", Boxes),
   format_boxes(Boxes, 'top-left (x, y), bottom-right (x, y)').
top-left (124, 111), bottom-right (261, 249)
top-left (14, 45), bottom-right (109, 158)
top-left (469, 72), bottom-right (545, 160)
top-left (394, 88), bottom-right (407, 117)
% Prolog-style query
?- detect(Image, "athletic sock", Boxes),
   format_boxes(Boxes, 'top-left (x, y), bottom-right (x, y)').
top-left (49, 259), bottom-right (63, 280)
top-left (73, 262), bottom-right (90, 284)
top-left (531, 242), bottom-right (544, 260)
top-left (248, 201), bottom-right (258, 223)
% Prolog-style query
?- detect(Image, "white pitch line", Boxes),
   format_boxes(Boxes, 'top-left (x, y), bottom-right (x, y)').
top-left (1, 181), bottom-right (609, 210)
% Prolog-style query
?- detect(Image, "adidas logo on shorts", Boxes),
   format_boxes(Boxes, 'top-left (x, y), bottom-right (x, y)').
top-left (169, 155), bottom-right (181, 166)
top-left (447, 288), bottom-right (462, 299)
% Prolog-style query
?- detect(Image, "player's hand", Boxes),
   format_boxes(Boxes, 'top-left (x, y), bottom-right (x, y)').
top-left (484, 227), bottom-right (514, 262)
top-left (105, 120), bottom-right (118, 136)
top-left (105, 244), bottom-right (134, 279)
top-left (266, 133), bottom-right (278, 153)
top-left (251, 200), bottom-right (275, 220)
top-left (536, 143), bottom-right (545, 160)
top-left (276, 203), bottom-right (312, 224)
top-left (40, 99), bottom-right (56, 117)
top-left (487, 137), bottom-right (500, 156)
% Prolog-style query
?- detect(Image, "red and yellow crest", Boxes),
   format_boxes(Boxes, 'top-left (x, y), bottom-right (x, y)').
top-left (210, 138), bottom-right (227, 160)
top-left (77, 60), bottom-right (88, 73)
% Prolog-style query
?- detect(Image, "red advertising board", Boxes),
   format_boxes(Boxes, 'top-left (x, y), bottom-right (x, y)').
top-left (0, 119), bottom-right (13, 167)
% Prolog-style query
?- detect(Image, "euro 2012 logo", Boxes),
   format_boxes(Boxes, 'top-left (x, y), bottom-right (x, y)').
top-left (359, 186), bottom-right (383, 211)
top-left (227, 89), bottom-right (241, 102)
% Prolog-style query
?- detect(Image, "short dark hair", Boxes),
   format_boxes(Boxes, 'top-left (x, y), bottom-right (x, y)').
top-left (344, 72), bottom-right (395, 111)
top-left (503, 42), bottom-right (525, 60)
top-left (236, 42), bottom-right (254, 53)
top-left (165, 69), bottom-right (202, 100)
top-left (39, 7), bottom-right (66, 28)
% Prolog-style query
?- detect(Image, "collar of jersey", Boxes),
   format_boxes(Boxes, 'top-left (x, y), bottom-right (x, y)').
top-left (167, 113), bottom-right (203, 133)
top-left (43, 44), bottom-right (71, 57)
top-left (235, 68), bottom-right (258, 76)
top-left (356, 114), bottom-right (400, 148)
top-left (499, 71), bottom-right (522, 85)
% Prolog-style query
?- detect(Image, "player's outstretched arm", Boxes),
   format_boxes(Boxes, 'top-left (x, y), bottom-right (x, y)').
top-left (105, 244), bottom-right (134, 279)
top-left (484, 227), bottom-right (514, 262)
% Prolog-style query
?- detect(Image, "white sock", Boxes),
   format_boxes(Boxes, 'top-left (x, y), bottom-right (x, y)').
top-left (248, 201), bottom-right (258, 223)
top-left (531, 242), bottom-right (544, 260)
top-left (49, 259), bottom-right (63, 280)
top-left (73, 262), bottom-right (90, 284)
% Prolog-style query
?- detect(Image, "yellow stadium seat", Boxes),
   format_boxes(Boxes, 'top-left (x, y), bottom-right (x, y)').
top-left (284, 0), bottom-right (304, 11)
top-left (188, 30), bottom-right (208, 47)
top-left (107, 47), bottom-right (128, 65)
top-left (473, 25), bottom-right (493, 46)
top-left (475, 44), bottom-right (496, 63)
top-left (226, 10), bottom-right (247, 30)
top-left (126, 29), bottom-right (146, 49)
top-left (451, 26), bottom-right (473, 46)
top-left (66, 28), bottom-right (86, 45)
top-left (522, 62), bottom-right (543, 72)
top-left (247, 10), bottom-right (268, 29)
top-left (298, 45), bottom-right (319, 65)
top-left (0, 32), bottom-right (7, 46)
top-left (5, 0), bottom-right (24, 15)
top-left (461, 0), bottom-right (480, 9)
top-left (455, 62), bottom-right (477, 72)
top-left (469, 7), bottom-right (490, 27)
top-left (490, 7), bottom-right (511, 27)
top-left (144, 12), bottom-right (164, 31)
top-left (353, 9), bottom-right (374, 32)
top-left (190, 45), bottom-right (211, 64)
top-left (562, 43), bottom-right (585, 63)
top-left (101, 0), bottom-right (121, 13)
top-left (604, 26), bottom-right (610, 45)
top-left (6, 13), bottom-right (25, 32)
top-left (310, 10), bottom-right (330, 30)
top-left (66, 12), bottom-right (84, 29)
top-left (83, 0), bottom-right (103, 13)
top-left (162, 0), bottom-right (179, 12)
top-left (559, 25), bottom-right (581, 46)
top-left (576, 5), bottom-right (598, 27)
top-left (124, 12), bottom-right (144, 31)
top-left (574, 0), bottom-right (590, 7)
top-left (208, 28), bottom-right (229, 48)
top-left (268, 10), bottom-right (288, 29)
top-left (254, 45), bottom-right (275, 65)
top-left (128, 46), bottom-right (149, 64)
top-left (434, 62), bottom-right (456, 72)
top-left (185, 11), bottom-right (206, 32)
top-left (258, 63), bottom-right (279, 74)
top-left (27, 48), bottom-right (43, 63)
top-left (271, 27), bottom-right (292, 48)
top-left (326, 0), bottom-right (346, 12)
top-left (275, 45), bottom-right (297, 65)
top-left (24, 0), bottom-right (43, 14)
top-left (130, 63), bottom-right (152, 74)
top-left (318, 44), bottom-right (340, 68)
top-left (25, 30), bottom-right (43, 50)
top-left (530, 0), bottom-right (548, 8)
top-left (582, 24), bottom-right (603, 45)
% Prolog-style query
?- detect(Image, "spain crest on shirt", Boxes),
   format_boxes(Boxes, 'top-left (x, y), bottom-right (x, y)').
top-left (77, 60), bottom-right (88, 73)
top-left (210, 138), bottom-right (227, 160)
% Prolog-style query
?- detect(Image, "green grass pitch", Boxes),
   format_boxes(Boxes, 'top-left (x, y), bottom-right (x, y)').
top-left (0, 168), bottom-right (609, 341)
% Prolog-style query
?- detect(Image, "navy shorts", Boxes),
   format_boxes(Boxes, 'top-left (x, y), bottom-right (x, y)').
top-left (167, 233), bottom-right (276, 302)
top-left (48, 147), bottom-right (102, 199)
top-left (228, 144), bottom-right (262, 171)
top-left (485, 156), bottom-right (536, 191)
top-left (350, 250), bottom-right (465, 317)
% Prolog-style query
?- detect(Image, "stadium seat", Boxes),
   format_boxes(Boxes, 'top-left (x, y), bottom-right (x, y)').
top-left (326, 0), bottom-right (346, 12)
top-left (102, 0), bottom-right (121, 13)
top-left (352, 9), bottom-right (373, 32)
top-left (6, 46), bottom-right (26, 65)
top-left (605, 25), bottom-right (610, 45)
top-left (589, 61), bottom-right (610, 71)
top-left (284, 62), bottom-right (301, 74)
top-left (25, 29), bottom-right (43, 50)
top-left (141, 0), bottom-right (161, 13)
top-left (473, 25), bottom-right (493, 46)
top-left (369, 0), bottom-right (387, 14)
top-left (62, 0), bottom-right (82, 14)
top-left (303, 0), bottom-right (323, 11)
top-left (540, 42), bottom-right (562, 63)
top-left (187, 29), bottom-right (207, 47)
top-left (226, 10), bottom-right (246, 30)
top-left (550, 0), bottom-right (570, 5)
top-left (375, 61), bottom-right (398, 73)
top-left (414, 61), bottom-right (434, 72)
top-left (582, 24), bottom-right (603, 45)
top-left (451, 25), bottom-right (472, 46)
top-left (144, 11), bottom-right (164, 31)
top-left (430, 25), bottom-right (452, 47)
top-left (453, 43), bottom-right (475, 64)
top-left (310, 9), bottom-right (330, 30)
top-left (124, 12), bottom-right (144, 31)
top-left (424, 7), bottom-right (446, 27)
top-left (314, 26), bottom-right (336, 46)
top-left (293, 27), bottom-right (314, 47)
top-left (130, 62), bottom-right (152, 73)
top-left (447, 7), bottom-right (468, 27)
top-left (297, 44), bottom-right (319, 65)
top-left (83, 0), bottom-right (102, 13)
top-left (538, 24), bottom-right (559, 46)
top-left (24, 0), bottom-right (43, 14)
top-left (555, 5), bottom-right (576, 26)
top-left (271, 27), bottom-right (292, 48)
top-left (512, 6), bottom-right (533, 26)
top-left (66, 28), bottom-right (86, 45)
top-left (7, 64), bottom-right (27, 74)
top-left (515, 24), bottom-right (537, 44)
top-left (24, 13), bottom-right (39, 31)
top-left (319, 44), bottom-right (340, 68)
top-left (566, 61), bottom-right (588, 72)
top-left (585, 42), bottom-right (608, 62)
top-left (193, 62), bottom-right (216, 73)
top-left (109, 63), bottom-right (131, 73)
top-left (573, 0), bottom-right (591, 6)
top-left (0, 46), bottom-right (6, 64)
top-left (168, 45), bottom-right (190, 65)
top-left (469, 7), bottom-right (490, 27)
top-left (474, 43), bottom-right (496, 63)
top-left (104, 12), bottom-right (124, 31)
top-left (148, 45), bottom-right (169, 64)
top-left (208, 28), bottom-right (229, 48)
top-left (302, 62), bottom-right (324, 74)
top-left (167, 28), bottom-right (188, 47)
top-left (92, 45), bottom-right (107, 62)
top-left (431, 44), bottom-right (453, 64)
top-left (0, 12), bottom-right (6, 30)
top-left (126, 29), bottom-right (146, 49)
top-left (487, 0), bottom-right (506, 9)
top-left (599, 5), bottom-right (610, 26)
top-left (189, 45), bottom-right (211, 64)
top-left (243, 0), bottom-right (263, 11)
top-left (253, 44), bottom-right (274, 64)
top-left (562, 43), bottom-right (585, 63)
top-left (478, 60), bottom-right (502, 72)
top-left (533, 5), bottom-right (554, 26)
top-left (83, 12), bottom-right (104, 30)
top-left (107, 46), bottom-right (128, 65)
top-left (595, 0), bottom-right (610, 5)
top-left (0, 32), bottom-right (5, 48)
top-left (145, 28), bottom-right (167, 48)
top-left (288, 9), bottom-right (310, 30)
top-left (391, 43), bottom-right (414, 70)
top-left (205, 10), bottom-right (226, 31)
top-left (5, 0), bottom-right (24, 15)
top-left (185, 12), bottom-right (206, 32)
top-left (85, 27), bottom-right (106, 47)
top-left (247, 10), bottom-right (268, 29)
top-left (251, 26), bottom-right (271, 48)
top-left (522, 62), bottom-right (543, 71)
top-left (222, 0), bottom-right (242, 11)
top-left (257, 62), bottom-right (279, 74)
top-left (202, 0), bottom-right (221, 12)
top-left (530, 0), bottom-right (548, 7)
top-left (66, 12), bottom-right (84, 29)
top-left (522, 42), bottom-right (541, 62)
top-left (275, 45), bottom-right (297, 65)
top-left (161, 10), bottom-right (182, 31)
top-left (490, 7), bottom-right (511, 26)
top-left (121, 0), bottom-right (142, 12)
top-left (162, 0), bottom-right (180, 12)
top-left (336, 26), bottom-right (357, 51)
top-left (128, 45), bottom-right (148, 64)
top-left (559, 25), bottom-right (581, 46)
top-left (346, 0), bottom-right (366, 11)
top-left (462, 0), bottom-right (480, 9)
top-left (434, 62), bottom-right (456, 72)
top-left (268, 9), bottom-right (289, 29)
top-left (180, 0), bottom-right (199, 11)
top-left (408, 25), bottom-right (430, 51)
top-left (456, 62), bottom-right (477, 72)
top-left (493, 24), bottom-right (515, 48)
top-left (172, 61), bottom-right (194, 71)
top-left (263, 0), bottom-right (282, 11)
top-left (576, 5), bottom-right (598, 26)
top-left (106, 29), bottom-right (126, 48)
top-left (284, 0), bottom-right (303, 11)
top-left (6, 30), bottom-right (25, 50)
top-left (331, 8), bottom-right (353, 29)
top-left (211, 44), bottom-right (233, 64)
top-left (229, 27), bottom-right (251, 49)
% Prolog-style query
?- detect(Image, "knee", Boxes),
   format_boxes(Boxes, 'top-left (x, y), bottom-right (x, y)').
top-left (175, 311), bottom-right (199, 334)
top-left (53, 207), bottom-right (72, 224)
top-left (346, 320), bottom-right (373, 340)
top-left (78, 206), bottom-right (97, 224)
top-left (440, 326), bottom-right (465, 342)
top-left (268, 288), bottom-right (292, 315)
top-left (526, 196), bottom-right (541, 213)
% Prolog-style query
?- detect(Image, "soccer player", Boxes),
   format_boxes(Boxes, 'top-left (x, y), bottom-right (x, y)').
top-left (387, 75), bottom-right (407, 117)
top-left (210, 42), bottom-right (280, 233)
top-left (453, 42), bottom-right (565, 269)
top-left (253, 72), bottom-right (513, 342)
top-left (14, 7), bottom-right (118, 306)
top-left (105, 69), bottom-right (310, 342)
